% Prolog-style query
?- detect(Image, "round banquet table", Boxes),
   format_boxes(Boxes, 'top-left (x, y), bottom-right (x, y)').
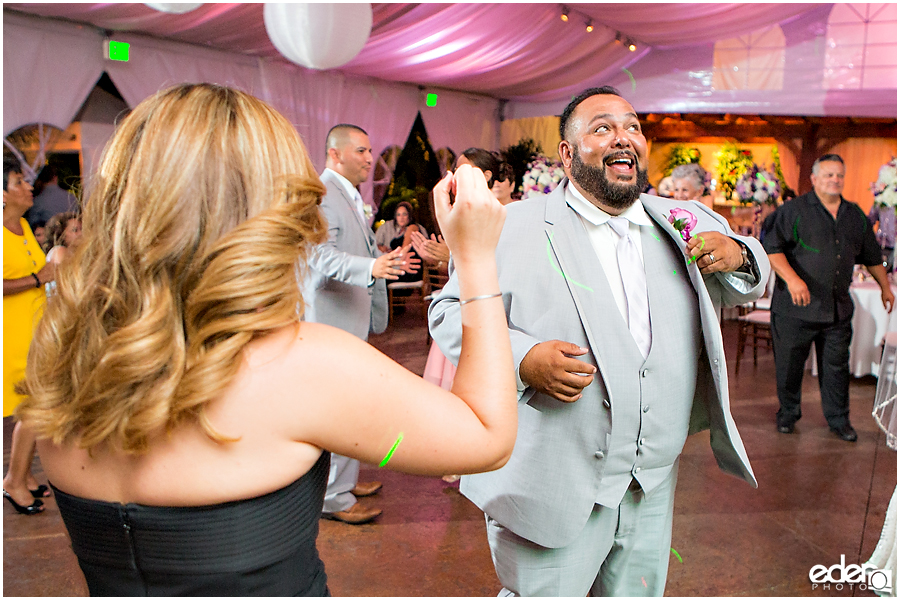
top-left (808, 280), bottom-right (897, 377)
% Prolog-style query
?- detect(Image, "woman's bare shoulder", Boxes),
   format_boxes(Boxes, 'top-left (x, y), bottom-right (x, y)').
top-left (240, 322), bottom-right (379, 384)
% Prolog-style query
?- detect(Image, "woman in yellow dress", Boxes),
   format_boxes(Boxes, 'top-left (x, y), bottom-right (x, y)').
top-left (3, 156), bottom-right (56, 514)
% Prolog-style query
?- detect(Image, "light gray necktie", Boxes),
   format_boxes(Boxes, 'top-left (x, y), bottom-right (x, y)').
top-left (353, 191), bottom-right (366, 222)
top-left (608, 217), bottom-right (651, 358)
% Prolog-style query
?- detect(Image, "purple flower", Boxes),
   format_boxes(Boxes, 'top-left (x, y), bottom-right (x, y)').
top-left (668, 208), bottom-right (697, 241)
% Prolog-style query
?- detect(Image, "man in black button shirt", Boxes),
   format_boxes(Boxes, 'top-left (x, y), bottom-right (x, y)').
top-left (763, 154), bottom-right (895, 442)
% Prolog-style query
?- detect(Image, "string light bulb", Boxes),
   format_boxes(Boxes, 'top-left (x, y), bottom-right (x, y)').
top-left (560, 5), bottom-right (569, 22)
top-left (628, 42), bottom-right (637, 51)
top-left (585, 20), bottom-right (594, 33)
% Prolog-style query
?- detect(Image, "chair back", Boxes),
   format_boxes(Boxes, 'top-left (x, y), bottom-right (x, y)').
top-left (423, 263), bottom-right (450, 299)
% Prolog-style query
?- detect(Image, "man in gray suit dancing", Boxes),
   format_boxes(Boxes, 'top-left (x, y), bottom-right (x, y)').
top-left (430, 88), bottom-right (770, 596)
top-left (304, 124), bottom-right (416, 524)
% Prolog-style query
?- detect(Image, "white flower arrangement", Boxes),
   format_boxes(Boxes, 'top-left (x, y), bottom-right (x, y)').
top-left (871, 157), bottom-right (897, 208)
top-left (735, 164), bottom-right (781, 205)
top-left (363, 203), bottom-right (374, 221)
top-left (520, 155), bottom-right (565, 200)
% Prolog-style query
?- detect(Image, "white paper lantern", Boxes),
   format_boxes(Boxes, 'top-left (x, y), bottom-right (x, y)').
top-left (144, 3), bottom-right (203, 14)
top-left (264, 3), bottom-right (372, 70)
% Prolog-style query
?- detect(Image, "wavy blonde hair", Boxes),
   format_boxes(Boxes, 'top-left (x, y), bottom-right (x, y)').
top-left (17, 84), bottom-right (327, 454)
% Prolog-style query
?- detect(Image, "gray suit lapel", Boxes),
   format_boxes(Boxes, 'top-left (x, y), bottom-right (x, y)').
top-left (323, 170), bottom-right (377, 255)
top-left (542, 190), bottom-right (622, 383)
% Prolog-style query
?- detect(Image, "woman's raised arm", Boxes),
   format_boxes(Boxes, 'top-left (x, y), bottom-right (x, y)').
top-left (273, 165), bottom-right (515, 476)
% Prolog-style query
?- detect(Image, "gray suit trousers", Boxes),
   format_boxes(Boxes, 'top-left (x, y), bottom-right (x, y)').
top-left (487, 463), bottom-right (678, 597)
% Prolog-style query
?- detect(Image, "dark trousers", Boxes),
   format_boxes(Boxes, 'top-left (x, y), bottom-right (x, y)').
top-left (771, 312), bottom-right (853, 428)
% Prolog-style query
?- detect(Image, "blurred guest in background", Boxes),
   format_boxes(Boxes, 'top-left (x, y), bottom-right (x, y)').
top-left (375, 201), bottom-right (427, 283)
top-left (458, 148), bottom-right (499, 187)
top-left (25, 165), bottom-right (77, 231)
top-left (764, 154), bottom-right (895, 442)
top-left (492, 162), bottom-right (517, 206)
top-left (41, 211), bottom-right (82, 295)
top-left (31, 218), bottom-right (47, 248)
top-left (3, 155), bottom-right (54, 515)
top-left (42, 212), bottom-right (81, 261)
top-left (656, 175), bottom-right (674, 197)
top-left (671, 163), bottom-right (713, 208)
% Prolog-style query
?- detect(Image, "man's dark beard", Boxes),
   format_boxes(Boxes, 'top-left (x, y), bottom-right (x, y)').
top-left (570, 147), bottom-right (648, 210)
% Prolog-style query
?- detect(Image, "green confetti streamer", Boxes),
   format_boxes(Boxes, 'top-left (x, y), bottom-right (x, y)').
top-left (687, 235), bottom-right (706, 265)
top-left (671, 548), bottom-right (683, 563)
top-left (379, 432), bottom-right (404, 467)
top-left (621, 67), bottom-right (637, 92)
top-left (793, 215), bottom-right (820, 253)
top-left (546, 235), bottom-right (593, 292)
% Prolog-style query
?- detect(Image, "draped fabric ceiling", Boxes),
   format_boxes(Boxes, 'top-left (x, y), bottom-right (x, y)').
top-left (4, 3), bottom-right (897, 206)
top-left (5, 3), bottom-right (834, 102)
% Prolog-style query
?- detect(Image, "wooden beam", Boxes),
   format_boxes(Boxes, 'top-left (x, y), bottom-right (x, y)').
top-left (797, 123), bottom-right (821, 195)
top-left (640, 113), bottom-right (896, 142)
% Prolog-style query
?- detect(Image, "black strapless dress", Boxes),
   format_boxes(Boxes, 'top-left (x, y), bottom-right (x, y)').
top-left (52, 451), bottom-right (330, 596)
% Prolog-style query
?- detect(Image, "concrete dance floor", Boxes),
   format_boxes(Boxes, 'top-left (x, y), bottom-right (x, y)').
top-left (3, 308), bottom-right (896, 596)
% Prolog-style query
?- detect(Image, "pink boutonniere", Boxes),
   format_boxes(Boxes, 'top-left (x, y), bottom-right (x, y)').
top-left (668, 208), bottom-right (697, 242)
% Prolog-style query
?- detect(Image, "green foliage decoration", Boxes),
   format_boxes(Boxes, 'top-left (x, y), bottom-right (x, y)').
top-left (376, 113), bottom-right (440, 227)
top-left (770, 145), bottom-right (795, 200)
top-left (661, 144), bottom-right (702, 177)
top-left (714, 142), bottom-right (755, 201)
top-left (501, 138), bottom-right (543, 199)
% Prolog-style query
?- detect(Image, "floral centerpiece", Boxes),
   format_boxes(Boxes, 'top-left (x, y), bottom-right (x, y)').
top-left (735, 164), bottom-right (781, 205)
top-left (871, 157), bottom-right (897, 209)
top-left (714, 143), bottom-right (755, 201)
top-left (870, 157), bottom-right (897, 255)
top-left (520, 155), bottom-right (565, 200)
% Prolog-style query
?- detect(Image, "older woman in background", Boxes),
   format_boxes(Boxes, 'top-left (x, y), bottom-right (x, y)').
top-left (671, 163), bottom-right (713, 208)
top-left (3, 156), bottom-right (55, 514)
top-left (17, 84), bottom-right (515, 595)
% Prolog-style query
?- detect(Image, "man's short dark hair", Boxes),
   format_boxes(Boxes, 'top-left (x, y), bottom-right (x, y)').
top-left (812, 153), bottom-right (844, 174)
top-left (326, 124), bottom-right (368, 152)
top-left (558, 86), bottom-right (623, 142)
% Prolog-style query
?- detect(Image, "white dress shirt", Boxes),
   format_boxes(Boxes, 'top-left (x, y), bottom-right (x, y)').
top-left (565, 181), bottom-right (654, 325)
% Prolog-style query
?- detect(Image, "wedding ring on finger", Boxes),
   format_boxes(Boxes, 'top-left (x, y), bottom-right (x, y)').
top-left (708, 253), bottom-right (716, 264)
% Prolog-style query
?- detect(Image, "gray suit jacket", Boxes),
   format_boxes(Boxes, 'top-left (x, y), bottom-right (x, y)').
top-left (303, 169), bottom-right (388, 340)
top-left (429, 181), bottom-right (769, 548)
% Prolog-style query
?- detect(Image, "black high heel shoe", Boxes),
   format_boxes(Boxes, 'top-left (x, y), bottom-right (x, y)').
top-left (29, 484), bottom-right (50, 499)
top-left (3, 490), bottom-right (44, 515)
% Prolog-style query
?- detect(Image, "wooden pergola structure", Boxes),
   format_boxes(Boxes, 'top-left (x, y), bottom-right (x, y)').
top-left (641, 114), bottom-right (898, 195)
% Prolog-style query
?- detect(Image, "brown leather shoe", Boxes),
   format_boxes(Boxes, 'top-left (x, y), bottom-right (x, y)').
top-left (351, 481), bottom-right (382, 497)
top-left (322, 503), bottom-right (382, 524)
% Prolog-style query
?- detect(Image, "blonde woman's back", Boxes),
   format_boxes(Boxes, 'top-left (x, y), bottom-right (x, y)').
top-left (19, 84), bottom-right (516, 596)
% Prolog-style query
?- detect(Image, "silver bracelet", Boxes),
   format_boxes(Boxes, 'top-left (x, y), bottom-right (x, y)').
top-left (459, 292), bottom-right (502, 306)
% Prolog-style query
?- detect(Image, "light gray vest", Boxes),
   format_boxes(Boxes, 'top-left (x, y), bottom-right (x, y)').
top-left (594, 218), bottom-right (702, 508)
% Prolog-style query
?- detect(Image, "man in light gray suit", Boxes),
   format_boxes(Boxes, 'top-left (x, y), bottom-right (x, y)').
top-left (430, 88), bottom-right (770, 596)
top-left (304, 124), bottom-right (416, 524)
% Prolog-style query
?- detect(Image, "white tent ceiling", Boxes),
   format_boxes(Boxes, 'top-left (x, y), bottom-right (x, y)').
top-left (2, 3), bottom-right (854, 102)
